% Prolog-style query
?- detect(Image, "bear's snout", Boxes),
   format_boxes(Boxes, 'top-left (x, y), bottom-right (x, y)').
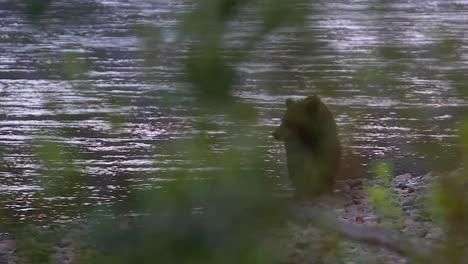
top-left (272, 130), bottom-right (279, 140)
top-left (272, 127), bottom-right (284, 141)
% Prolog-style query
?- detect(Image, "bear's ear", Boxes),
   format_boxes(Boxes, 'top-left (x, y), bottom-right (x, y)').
top-left (285, 98), bottom-right (294, 109)
top-left (306, 96), bottom-right (320, 113)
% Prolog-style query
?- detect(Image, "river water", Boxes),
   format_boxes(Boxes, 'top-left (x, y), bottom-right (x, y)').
top-left (0, 0), bottom-right (467, 222)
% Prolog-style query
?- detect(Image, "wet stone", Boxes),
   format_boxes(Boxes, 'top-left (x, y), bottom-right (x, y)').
top-left (396, 183), bottom-right (409, 189)
top-left (393, 173), bottom-right (413, 183)
top-left (400, 196), bottom-right (416, 207)
top-left (0, 240), bottom-right (14, 255)
top-left (409, 213), bottom-right (422, 221)
top-left (401, 205), bottom-right (413, 211)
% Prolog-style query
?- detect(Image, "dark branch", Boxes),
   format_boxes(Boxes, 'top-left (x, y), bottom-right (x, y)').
top-left (289, 205), bottom-right (432, 259)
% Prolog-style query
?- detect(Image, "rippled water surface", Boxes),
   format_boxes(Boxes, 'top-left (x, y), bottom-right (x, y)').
top-left (1, 0), bottom-right (467, 221)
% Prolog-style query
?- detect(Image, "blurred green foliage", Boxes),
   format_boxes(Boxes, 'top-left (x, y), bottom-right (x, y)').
top-left (4, 0), bottom-right (468, 264)
top-left (178, 0), bottom-right (305, 105)
top-left (15, 227), bottom-right (59, 264)
top-left (24, 0), bottom-right (52, 18)
top-left (368, 162), bottom-right (403, 226)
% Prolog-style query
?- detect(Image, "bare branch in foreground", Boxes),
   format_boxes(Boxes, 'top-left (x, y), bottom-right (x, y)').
top-left (289, 205), bottom-right (432, 259)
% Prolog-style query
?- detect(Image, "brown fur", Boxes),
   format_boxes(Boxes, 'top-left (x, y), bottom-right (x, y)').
top-left (273, 96), bottom-right (341, 197)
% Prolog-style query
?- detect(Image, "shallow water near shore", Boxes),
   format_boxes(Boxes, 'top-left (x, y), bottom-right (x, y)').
top-left (0, 0), bottom-right (467, 222)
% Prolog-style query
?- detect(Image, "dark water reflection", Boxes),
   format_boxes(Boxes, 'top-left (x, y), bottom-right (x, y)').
top-left (0, 0), bottom-right (467, 221)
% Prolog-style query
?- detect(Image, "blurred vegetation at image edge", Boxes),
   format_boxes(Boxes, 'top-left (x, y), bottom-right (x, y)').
top-left (0, 0), bottom-right (467, 264)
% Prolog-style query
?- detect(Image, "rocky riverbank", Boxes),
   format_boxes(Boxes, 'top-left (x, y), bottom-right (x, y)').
top-left (277, 172), bottom-right (443, 264)
top-left (0, 172), bottom-right (445, 264)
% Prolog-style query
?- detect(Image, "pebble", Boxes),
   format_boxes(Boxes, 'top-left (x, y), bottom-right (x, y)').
top-left (393, 173), bottom-right (413, 183)
top-left (396, 183), bottom-right (407, 190)
top-left (424, 232), bottom-right (440, 240)
top-left (400, 196), bottom-right (416, 207)
top-left (403, 218), bottom-right (416, 227)
top-left (409, 213), bottom-right (422, 221)
top-left (334, 208), bottom-right (345, 214)
top-left (362, 216), bottom-right (379, 222)
top-left (401, 206), bottom-right (413, 211)
top-left (0, 240), bottom-right (14, 255)
top-left (424, 227), bottom-right (444, 240)
top-left (415, 228), bottom-right (428, 238)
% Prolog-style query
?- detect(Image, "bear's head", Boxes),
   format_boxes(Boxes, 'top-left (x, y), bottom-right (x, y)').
top-left (272, 96), bottom-right (321, 142)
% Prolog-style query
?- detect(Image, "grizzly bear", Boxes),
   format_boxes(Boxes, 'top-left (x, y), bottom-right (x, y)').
top-left (273, 96), bottom-right (341, 197)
